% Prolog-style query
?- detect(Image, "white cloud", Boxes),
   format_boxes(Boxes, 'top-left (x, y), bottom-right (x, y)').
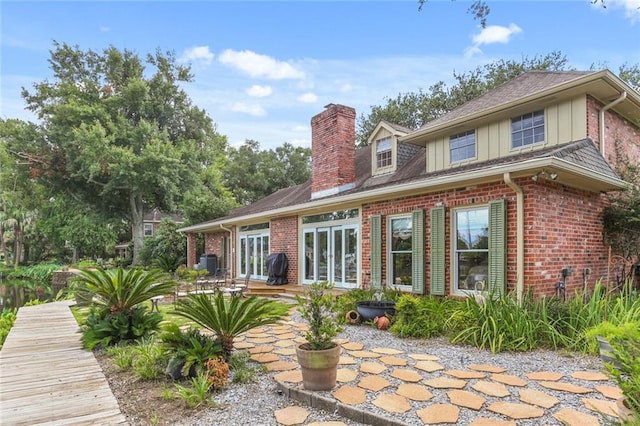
top-left (291, 125), bottom-right (308, 132)
top-left (608, 0), bottom-right (640, 23)
top-left (246, 85), bottom-right (272, 97)
top-left (179, 46), bottom-right (214, 66)
top-left (339, 83), bottom-right (353, 93)
top-left (218, 49), bottom-right (305, 80)
top-left (230, 102), bottom-right (266, 116)
top-left (472, 24), bottom-right (522, 46)
top-left (297, 92), bottom-right (317, 103)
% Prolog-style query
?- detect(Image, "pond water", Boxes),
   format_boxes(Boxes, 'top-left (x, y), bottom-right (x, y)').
top-left (0, 278), bottom-right (50, 310)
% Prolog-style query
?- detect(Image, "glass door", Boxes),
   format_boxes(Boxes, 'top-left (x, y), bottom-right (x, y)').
top-left (303, 225), bottom-right (358, 288)
top-left (239, 233), bottom-right (269, 279)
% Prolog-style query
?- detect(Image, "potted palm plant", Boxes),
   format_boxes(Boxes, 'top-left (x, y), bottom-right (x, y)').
top-left (295, 281), bottom-right (344, 391)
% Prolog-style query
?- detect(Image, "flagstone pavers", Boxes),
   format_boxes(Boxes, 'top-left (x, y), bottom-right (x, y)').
top-left (408, 353), bottom-right (440, 361)
top-left (417, 403), bottom-right (460, 424)
top-left (248, 345), bottom-right (274, 354)
top-left (468, 364), bottom-right (507, 373)
top-left (444, 369), bottom-right (486, 379)
top-left (333, 385), bottom-right (367, 405)
top-left (472, 380), bottom-right (511, 397)
top-left (359, 361), bottom-right (387, 374)
top-left (414, 360), bottom-right (444, 372)
top-left (378, 356), bottom-right (407, 366)
top-left (469, 418), bottom-right (516, 426)
top-left (233, 341), bottom-right (255, 349)
top-left (518, 388), bottom-right (560, 408)
top-left (490, 373), bottom-right (527, 387)
top-left (371, 347), bottom-right (403, 355)
top-left (583, 397), bottom-right (619, 418)
top-left (553, 407), bottom-right (602, 426)
top-left (250, 352), bottom-right (280, 363)
top-left (526, 371), bottom-right (563, 381)
top-left (307, 422), bottom-right (348, 426)
top-left (571, 371), bottom-right (609, 381)
top-left (447, 389), bottom-right (487, 410)
top-left (390, 368), bottom-right (423, 382)
top-left (246, 332), bottom-right (272, 338)
top-left (273, 370), bottom-right (303, 383)
top-left (341, 342), bottom-right (364, 351)
top-left (274, 348), bottom-right (297, 356)
top-left (486, 401), bottom-right (544, 419)
top-left (373, 393), bottom-right (411, 413)
top-left (596, 384), bottom-right (623, 399)
top-left (348, 350), bottom-right (381, 358)
top-left (277, 333), bottom-right (297, 339)
top-left (274, 340), bottom-right (296, 348)
top-left (423, 377), bottom-right (467, 389)
top-left (266, 361), bottom-right (298, 372)
top-left (336, 368), bottom-right (358, 382)
top-left (358, 375), bottom-right (392, 391)
top-left (538, 380), bottom-right (592, 394)
top-left (338, 356), bottom-right (357, 365)
top-left (274, 406), bottom-right (310, 425)
top-left (396, 383), bottom-right (433, 401)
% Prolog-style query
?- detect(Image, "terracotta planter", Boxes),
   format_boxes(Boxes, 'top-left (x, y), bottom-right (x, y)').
top-left (356, 300), bottom-right (396, 321)
top-left (345, 310), bottom-right (361, 324)
top-left (296, 343), bottom-right (341, 391)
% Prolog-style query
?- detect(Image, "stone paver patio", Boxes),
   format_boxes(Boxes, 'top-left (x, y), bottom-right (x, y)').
top-left (236, 321), bottom-right (622, 426)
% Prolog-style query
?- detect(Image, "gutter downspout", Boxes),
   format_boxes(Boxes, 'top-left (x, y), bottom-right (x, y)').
top-left (220, 224), bottom-right (233, 276)
top-left (599, 91), bottom-right (627, 158)
top-left (504, 172), bottom-right (524, 304)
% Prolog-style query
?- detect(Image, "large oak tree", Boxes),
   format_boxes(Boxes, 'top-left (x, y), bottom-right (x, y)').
top-left (19, 42), bottom-right (227, 263)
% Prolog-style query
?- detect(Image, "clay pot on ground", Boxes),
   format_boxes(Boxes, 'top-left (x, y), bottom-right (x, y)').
top-left (345, 310), bottom-right (361, 324)
top-left (374, 316), bottom-right (390, 330)
top-left (295, 343), bottom-right (341, 391)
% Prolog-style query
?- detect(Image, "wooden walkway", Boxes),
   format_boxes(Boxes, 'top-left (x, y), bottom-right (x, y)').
top-left (0, 301), bottom-right (127, 425)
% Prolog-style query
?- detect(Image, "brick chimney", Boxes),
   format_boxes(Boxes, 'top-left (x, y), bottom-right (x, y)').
top-left (310, 104), bottom-right (356, 199)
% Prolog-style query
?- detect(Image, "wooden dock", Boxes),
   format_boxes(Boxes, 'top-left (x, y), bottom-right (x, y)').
top-left (0, 301), bottom-right (127, 425)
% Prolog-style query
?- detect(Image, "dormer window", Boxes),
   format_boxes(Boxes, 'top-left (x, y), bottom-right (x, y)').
top-left (376, 137), bottom-right (393, 169)
top-left (450, 130), bottom-right (476, 163)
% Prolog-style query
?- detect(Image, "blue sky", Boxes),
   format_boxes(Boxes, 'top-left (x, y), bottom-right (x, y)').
top-left (2, 1), bottom-right (640, 150)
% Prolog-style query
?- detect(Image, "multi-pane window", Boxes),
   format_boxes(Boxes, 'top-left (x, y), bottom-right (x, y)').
top-left (143, 224), bottom-right (153, 236)
top-left (389, 216), bottom-right (412, 287)
top-left (449, 130), bottom-right (476, 163)
top-left (511, 110), bottom-right (545, 148)
top-left (376, 137), bottom-right (392, 169)
top-left (454, 207), bottom-right (489, 292)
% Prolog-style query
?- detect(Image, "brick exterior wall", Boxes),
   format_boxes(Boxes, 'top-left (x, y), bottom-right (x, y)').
top-left (186, 233), bottom-right (197, 267)
top-left (586, 95), bottom-right (640, 170)
top-left (269, 216), bottom-right (299, 285)
top-left (311, 104), bottom-right (356, 195)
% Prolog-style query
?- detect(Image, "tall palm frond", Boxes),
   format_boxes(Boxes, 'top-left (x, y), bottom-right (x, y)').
top-left (174, 292), bottom-right (286, 360)
top-left (74, 267), bottom-right (175, 314)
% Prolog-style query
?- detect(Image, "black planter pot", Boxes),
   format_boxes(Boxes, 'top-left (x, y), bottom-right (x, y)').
top-left (356, 300), bottom-right (396, 321)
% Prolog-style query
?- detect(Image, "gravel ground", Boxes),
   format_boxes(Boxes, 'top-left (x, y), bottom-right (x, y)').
top-left (173, 310), bottom-right (615, 426)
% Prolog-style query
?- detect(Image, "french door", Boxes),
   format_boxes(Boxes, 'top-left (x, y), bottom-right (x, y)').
top-left (239, 233), bottom-right (269, 279)
top-left (303, 225), bottom-right (358, 288)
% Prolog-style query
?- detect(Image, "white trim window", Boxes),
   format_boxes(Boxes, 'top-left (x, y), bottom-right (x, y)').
top-left (453, 207), bottom-right (489, 293)
top-left (449, 130), bottom-right (476, 163)
top-left (376, 137), bottom-right (393, 169)
top-left (388, 216), bottom-right (412, 288)
top-left (143, 223), bottom-right (153, 237)
top-left (511, 110), bottom-right (545, 148)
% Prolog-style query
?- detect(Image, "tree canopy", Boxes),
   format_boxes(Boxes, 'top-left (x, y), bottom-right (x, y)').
top-left (16, 42), bottom-right (227, 263)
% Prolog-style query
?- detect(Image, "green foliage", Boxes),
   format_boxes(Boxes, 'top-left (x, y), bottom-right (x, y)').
top-left (138, 219), bottom-right (186, 268)
top-left (81, 306), bottom-right (163, 349)
top-left (7, 263), bottom-right (60, 287)
top-left (160, 323), bottom-right (223, 379)
top-left (0, 309), bottom-right (17, 349)
top-left (227, 352), bottom-right (265, 384)
top-left (390, 295), bottom-right (461, 339)
top-left (105, 344), bottom-right (135, 369)
top-left (173, 373), bottom-right (213, 409)
top-left (73, 267), bottom-right (175, 315)
top-left (604, 326), bottom-right (640, 416)
top-left (296, 281), bottom-right (344, 350)
top-left (174, 293), bottom-right (287, 360)
top-left (131, 336), bottom-right (166, 380)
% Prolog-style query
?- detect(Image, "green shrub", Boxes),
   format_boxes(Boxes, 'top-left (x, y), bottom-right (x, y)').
top-left (228, 352), bottom-right (266, 384)
top-left (389, 295), bottom-right (459, 339)
top-left (160, 323), bottom-right (223, 379)
top-left (604, 325), bottom-right (640, 417)
top-left (131, 336), bottom-right (166, 380)
top-left (81, 306), bottom-right (163, 349)
top-left (173, 373), bottom-right (213, 408)
top-left (0, 309), bottom-right (17, 349)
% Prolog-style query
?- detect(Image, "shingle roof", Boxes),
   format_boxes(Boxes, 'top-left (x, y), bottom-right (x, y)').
top-left (420, 71), bottom-right (595, 131)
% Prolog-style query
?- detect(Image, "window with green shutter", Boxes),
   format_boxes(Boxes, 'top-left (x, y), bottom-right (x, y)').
top-left (488, 199), bottom-right (506, 296)
top-left (370, 215), bottom-right (382, 289)
top-left (412, 209), bottom-right (425, 295)
top-left (430, 207), bottom-right (445, 295)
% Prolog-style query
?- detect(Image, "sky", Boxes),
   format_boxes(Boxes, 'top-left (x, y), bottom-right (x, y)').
top-left (2, 1), bottom-right (640, 151)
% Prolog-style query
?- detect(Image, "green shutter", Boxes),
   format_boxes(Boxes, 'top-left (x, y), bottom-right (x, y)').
top-left (412, 209), bottom-right (425, 295)
top-left (430, 207), bottom-right (445, 296)
top-left (370, 215), bottom-right (382, 290)
top-left (488, 199), bottom-right (507, 296)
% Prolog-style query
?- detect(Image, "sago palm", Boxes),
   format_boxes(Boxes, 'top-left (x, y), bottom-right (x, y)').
top-left (74, 267), bottom-right (175, 314)
top-left (174, 292), bottom-right (287, 360)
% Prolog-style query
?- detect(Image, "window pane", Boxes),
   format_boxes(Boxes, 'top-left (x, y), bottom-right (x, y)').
top-left (376, 137), bottom-right (392, 152)
top-left (456, 252), bottom-right (488, 291)
top-left (304, 232), bottom-right (314, 280)
top-left (392, 252), bottom-right (412, 286)
top-left (455, 208), bottom-right (489, 293)
top-left (391, 217), bottom-right (412, 251)
top-left (345, 228), bottom-right (358, 284)
top-left (512, 110), bottom-right (544, 148)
